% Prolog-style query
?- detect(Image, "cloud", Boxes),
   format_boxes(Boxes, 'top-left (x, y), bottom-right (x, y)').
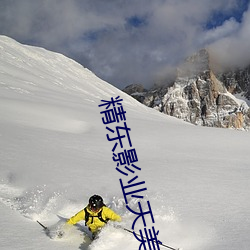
top-left (209, 4), bottom-right (250, 69)
top-left (0, 0), bottom-right (249, 89)
top-left (200, 18), bottom-right (240, 45)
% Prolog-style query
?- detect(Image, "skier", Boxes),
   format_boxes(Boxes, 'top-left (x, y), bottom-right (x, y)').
top-left (66, 194), bottom-right (122, 239)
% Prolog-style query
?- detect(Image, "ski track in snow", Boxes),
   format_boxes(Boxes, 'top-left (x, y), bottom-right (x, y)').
top-left (0, 181), bottom-right (116, 249)
top-left (0, 179), bottom-right (211, 250)
top-left (0, 181), bottom-right (61, 221)
top-left (0, 181), bottom-right (136, 249)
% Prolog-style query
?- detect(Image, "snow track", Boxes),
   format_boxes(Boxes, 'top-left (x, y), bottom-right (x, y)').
top-left (0, 179), bottom-right (184, 249)
top-left (0, 180), bottom-right (207, 250)
top-left (0, 181), bottom-right (62, 220)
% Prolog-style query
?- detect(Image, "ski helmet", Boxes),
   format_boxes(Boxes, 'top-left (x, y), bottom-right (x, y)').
top-left (89, 195), bottom-right (104, 211)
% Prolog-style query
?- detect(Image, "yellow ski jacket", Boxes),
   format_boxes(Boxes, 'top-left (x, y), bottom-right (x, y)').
top-left (67, 206), bottom-right (121, 233)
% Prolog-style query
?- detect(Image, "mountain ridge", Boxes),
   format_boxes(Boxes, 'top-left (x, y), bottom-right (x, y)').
top-left (123, 49), bottom-right (250, 130)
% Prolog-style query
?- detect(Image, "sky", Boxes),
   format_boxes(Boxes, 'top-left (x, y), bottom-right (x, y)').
top-left (0, 0), bottom-right (249, 89)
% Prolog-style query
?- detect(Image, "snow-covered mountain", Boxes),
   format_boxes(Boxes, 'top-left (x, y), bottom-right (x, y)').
top-left (0, 36), bottom-right (250, 250)
top-left (124, 49), bottom-right (250, 130)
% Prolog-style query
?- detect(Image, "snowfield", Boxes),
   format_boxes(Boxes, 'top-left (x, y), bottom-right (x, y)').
top-left (0, 36), bottom-right (250, 250)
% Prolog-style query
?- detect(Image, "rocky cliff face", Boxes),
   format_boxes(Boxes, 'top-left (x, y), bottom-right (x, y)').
top-left (123, 49), bottom-right (250, 130)
top-left (217, 66), bottom-right (250, 99)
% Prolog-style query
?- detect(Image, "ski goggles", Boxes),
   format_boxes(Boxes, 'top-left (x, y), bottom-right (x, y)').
top-left (90, 205), bottom-right (101, 212)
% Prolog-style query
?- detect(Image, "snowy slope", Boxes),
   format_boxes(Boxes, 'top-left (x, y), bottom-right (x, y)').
top-left (0, 36), bottom-right (250, 250)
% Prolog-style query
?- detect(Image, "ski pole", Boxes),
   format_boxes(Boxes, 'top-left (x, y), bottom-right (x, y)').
top-left (122, 227), bottom-right (181, 250)
top-left (37, 220), bottom-right (49, 232)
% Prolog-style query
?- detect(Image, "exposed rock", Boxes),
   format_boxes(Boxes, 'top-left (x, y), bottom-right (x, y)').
top-left (217, 66), bottom-right (250, 99)
top-left (123, 84), bottom-right (147, 103)
top-left (123, 49), bottom-right (250, 130)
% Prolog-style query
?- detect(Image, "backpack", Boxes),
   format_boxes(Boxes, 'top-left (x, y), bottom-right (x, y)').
top-left (84, 206), bottom-right (109, 226)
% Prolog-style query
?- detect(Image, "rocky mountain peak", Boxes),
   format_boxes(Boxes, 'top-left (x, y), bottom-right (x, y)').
top-left (123, 49), bottom-right (250, 130)
top-left (177, 48), bottom-right (210, 78)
